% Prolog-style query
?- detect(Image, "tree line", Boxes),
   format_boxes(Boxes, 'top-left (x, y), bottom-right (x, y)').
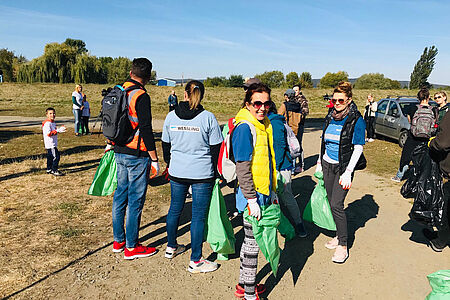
top-left (0, 38), bottom-right (156, 84)
top-left (0, 40), bottom-right (438, 89)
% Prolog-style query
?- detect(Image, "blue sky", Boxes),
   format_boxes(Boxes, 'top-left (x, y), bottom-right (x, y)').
top-left (1, 0), bottom-right (449, 84)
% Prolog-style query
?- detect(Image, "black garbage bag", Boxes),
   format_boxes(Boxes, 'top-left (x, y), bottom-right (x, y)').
top-left (401, 143), bottom-right (445, 228)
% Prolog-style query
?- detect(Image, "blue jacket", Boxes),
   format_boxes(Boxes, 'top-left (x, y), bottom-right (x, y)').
top-left (268, 112), bottom-right (293, 171)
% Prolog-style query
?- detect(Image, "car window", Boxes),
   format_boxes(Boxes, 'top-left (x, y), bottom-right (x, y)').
top-left (377, 100), bottom-right (388, 114)
top-left (387, 102), bottom-right (399, 116)
top-left (400, 102), bottom-right (417, 117)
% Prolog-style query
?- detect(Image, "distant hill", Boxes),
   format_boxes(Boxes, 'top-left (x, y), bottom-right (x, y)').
top-left (312, 78), bottom-right (449, 89)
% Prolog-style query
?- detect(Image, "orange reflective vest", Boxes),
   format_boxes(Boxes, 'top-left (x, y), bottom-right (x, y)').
top-left (122, 81), bottom-right (147, 151)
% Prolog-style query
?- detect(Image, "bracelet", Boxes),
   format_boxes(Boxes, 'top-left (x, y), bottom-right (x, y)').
top-left (151, 159), bottom-right (158, 162)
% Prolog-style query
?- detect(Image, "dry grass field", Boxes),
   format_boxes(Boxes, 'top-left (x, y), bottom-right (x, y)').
top-left (0, 82), bottom-right (439, 120)
top-left (0, 83), bottom-right (425, 298)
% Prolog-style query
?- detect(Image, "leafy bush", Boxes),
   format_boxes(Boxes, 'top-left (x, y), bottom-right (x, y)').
top-left (318, 71), bottom-right (349, 88)
top-left (354, 73), bottom-right (401, 89)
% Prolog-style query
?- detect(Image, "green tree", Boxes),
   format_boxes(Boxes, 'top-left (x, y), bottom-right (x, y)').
top-left (354, 73), bottom-right (401, 89)
top-left (106, 57), bottom-right (132, 84)
top-left (0, 48), bottom-right (15, 81)
top-left (318, 71), bottom-right (349, 88)
top-left (64, 38), bottom-right (88, 55)
top-left (227, 74), bottom-right (244, 87)
top-left (410, 45), bottom-right (438, 89)
top-left (299, 72), bottom-right (313, 88)
top-left (285, 72), bottom-right (299, 87)
top-left (255, 70), bottom-right (285, 88)
top-left (204, 76), bottom-right (227, 87)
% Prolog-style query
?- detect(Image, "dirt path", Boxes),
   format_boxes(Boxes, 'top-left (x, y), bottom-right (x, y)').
top-left (5, 122), bottom-right (449, 300)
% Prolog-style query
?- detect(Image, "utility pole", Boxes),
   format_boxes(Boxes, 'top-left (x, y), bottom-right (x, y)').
top-left (181, 73), bottom-right (184, 87)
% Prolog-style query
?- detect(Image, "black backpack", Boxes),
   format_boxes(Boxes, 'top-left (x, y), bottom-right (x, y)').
top-left (102, 84), bottom-right (141, 145)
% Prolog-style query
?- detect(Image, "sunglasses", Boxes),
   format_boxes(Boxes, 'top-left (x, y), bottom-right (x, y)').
top-left (434, 96), bottom-right (442, 100)
top-left (251, 101), bottom-right (271, 110)
top-left (331, 98), bottom-right (346, 104)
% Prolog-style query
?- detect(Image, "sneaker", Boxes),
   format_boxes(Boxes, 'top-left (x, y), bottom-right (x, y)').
top-left (391, 175), bottom-right (401, 183)
top-left (165, 244), bottom-right (186, 259)
top-left (368, 138), bottom-right (375, 142)
top-left (187, 259), bottom-right (218, 273)
top-left (296, 222), bottom-right (308, 238)
top-left (124, 244), bottom-right (157, 260)
top-left (51, 170), bottom-right (64, 176)
top-left (234, 283), bottom-right (266, 298)
top-left (46, 169), bottom-right (52, 174)
top-left (294, 165), bottom-right (303, 174)
top-left (325, 237), bottom-right (339, 249)
top-left (113, 241), bottom-right (126, 253)
top-left (423, 228), bottom-right (445, 252)
top-left (332, 245), bottom-right (348, 264)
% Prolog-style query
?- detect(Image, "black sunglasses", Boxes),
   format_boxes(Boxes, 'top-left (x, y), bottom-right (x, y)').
top-left (434, 96), bottom-right (442, 100)
top-left (251, 101), bottom-right (271, 110)
top-left (331, 98), bottom-right (346, 104)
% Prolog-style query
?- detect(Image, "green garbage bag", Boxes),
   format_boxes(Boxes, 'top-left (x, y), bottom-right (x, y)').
top-left (303, 171), bottom-right (336, 231)
top-left (278, 211), bottom-right (295, 241)
top-left (87, 150), bottom-right (117, 196)
top-left (425, 270), bottom-right (450, 300)
top-left (205, 179), bottom-right (236, 256)
top-left (244, 203), bottom-right (281, 277)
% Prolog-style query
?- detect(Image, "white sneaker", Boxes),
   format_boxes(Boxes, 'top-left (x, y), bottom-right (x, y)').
top-left (368, 138), bottom-right (375, 142)
top-left (187, 259), bottom-right (218, 273)
top-left (165, 244), bottom-right (186, 259)
top-left (325, 237), bottom-right (339, 249)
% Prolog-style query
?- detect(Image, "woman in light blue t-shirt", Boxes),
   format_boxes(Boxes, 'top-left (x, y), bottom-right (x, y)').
top-left (162, 80), bottom-right (223, 274)
top-left (71, 84), bottom-right (83, 136)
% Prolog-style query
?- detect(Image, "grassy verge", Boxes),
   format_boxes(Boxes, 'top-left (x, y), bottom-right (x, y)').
top-left (0, 83), bottom-right (437, 121)
top-left (0, 127), bottom-right (170, 298)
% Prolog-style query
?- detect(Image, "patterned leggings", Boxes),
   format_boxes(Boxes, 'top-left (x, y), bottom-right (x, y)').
top-left (239, 218), bottom-right (259, 299)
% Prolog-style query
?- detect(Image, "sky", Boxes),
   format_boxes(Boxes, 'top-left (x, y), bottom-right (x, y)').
top-left (1, 0), bottom-right (449, 85)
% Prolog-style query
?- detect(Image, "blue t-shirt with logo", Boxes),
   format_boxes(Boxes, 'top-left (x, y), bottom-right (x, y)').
top-left (162, 110), bottom-right (223, 179)
top-left (324, 116), bottom-right (366, 162)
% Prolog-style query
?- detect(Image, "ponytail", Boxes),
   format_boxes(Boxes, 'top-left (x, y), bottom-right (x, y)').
top-left (185, 80), bottom-right (205, 110)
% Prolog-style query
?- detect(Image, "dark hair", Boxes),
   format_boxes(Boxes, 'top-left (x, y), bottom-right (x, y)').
top-left (418, 87), bottom-right (430, 101)
top-left (292, 83), bottom-right (302, 90)
top-left (131, 58), bottom-right (153, 80)
top-left (185, 80), bottom-right (205, 110)
top-left (46, 107), bottom-right (55, 113)
top-left (268, 101), bottom-right (278, 114)
top-left (333, 81), bottom-right (352, 99)
top-left (242, 83), bottom-right (271, 108)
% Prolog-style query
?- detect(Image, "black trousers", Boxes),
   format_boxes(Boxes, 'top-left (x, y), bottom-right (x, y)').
top-left (436, 180), bottom-right (450, 247)
top-left (399, 133), bottom-right (427, 170)
top-left (47, 147), bottom-right (60, 171)
top-left (296, 122), bottom-right (305, 167)
top-left (323, 160), bottom-right (350, 246)
top-left (366, 116), bottom-right (375, 139)
top-left (81, 116), bottom-right (90, 134)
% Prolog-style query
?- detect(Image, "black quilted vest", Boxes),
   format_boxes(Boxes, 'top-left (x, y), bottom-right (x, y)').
top-left (320, 103), bottom-right (367, 175)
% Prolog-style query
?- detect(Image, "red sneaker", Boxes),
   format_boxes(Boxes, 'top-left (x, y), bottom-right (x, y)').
top-left (124, 244), bottom-right (157, 260)
top-left (112, 241), bottom-right (126, 253)
top-left (234, 283), bottom-right (266, 298)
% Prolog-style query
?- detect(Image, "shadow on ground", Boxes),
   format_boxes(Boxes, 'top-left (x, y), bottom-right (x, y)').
top-left (0, 129), bottom-right (35, 143)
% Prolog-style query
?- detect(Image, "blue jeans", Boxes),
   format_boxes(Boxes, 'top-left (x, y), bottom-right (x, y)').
top-left (73, 109), bottom-right (81, 133)
top-left (167, 180), bottom-right (214, 261)
top-left (112, 153), bottom-right (149, 248)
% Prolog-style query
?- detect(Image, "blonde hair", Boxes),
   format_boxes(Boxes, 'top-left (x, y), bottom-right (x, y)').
top-left (434, 91), bottom-right (447, 100)
top-left (333, 81), bottom-right (353, 99)
top-left (185, 80), bottom-right (205, 110)
top-left (75, 84), bottom-right (82, 91)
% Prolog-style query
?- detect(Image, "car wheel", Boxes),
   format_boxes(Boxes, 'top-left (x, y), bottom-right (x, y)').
top-left (398, 131), bottom-right (408, 148)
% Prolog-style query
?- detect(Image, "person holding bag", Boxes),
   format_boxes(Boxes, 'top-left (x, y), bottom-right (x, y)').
top-left (162, 80), bottom-right (223, 273)
top-left (232, 82), bottom-right (277, 300)
top-left (315, 81), bottom-right (366, 264)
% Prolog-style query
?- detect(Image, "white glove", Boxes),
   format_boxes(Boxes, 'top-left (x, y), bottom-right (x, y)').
top-left (339, 169), bottom-right (353, 190)
top-left (104, 144), bottom-right (113, 153)
top-left (315, 162), bottom-right (322, 174)
top-left (56, 126), bottom-right (66, 133)
top-left (149, 160), bottom-right (160, 178)
top-left (247, 198), bottom-right (261, 220)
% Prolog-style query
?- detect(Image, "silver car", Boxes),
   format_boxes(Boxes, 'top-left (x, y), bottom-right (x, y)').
top-left (374, 97), bottom-right (419, 147)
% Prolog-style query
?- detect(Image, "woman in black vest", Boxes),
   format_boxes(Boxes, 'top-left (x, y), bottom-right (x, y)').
top-left (315, 81), bottom-right (366, 263)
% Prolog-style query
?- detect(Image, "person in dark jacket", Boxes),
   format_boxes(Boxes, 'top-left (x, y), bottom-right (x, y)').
top-left (434, 91), bottom-right (449, 124)
top-left (162, 80), bottom-right (223, 273)
top-left (425, 110), bottom-right (450, 251)
top-left (315, 81), bottom-right (366, 264)
top-left (112, 58), bottom-right (159, 260)
top-left (267, 102), bottom-right (307, 237)
top-left (168, 90), bottom-right (178, 111)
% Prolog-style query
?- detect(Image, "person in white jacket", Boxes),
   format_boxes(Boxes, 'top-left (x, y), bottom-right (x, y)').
top-left (42, 107), bottom-right (66, 176)
top-left (364, 94), bottom-right (377, 142)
